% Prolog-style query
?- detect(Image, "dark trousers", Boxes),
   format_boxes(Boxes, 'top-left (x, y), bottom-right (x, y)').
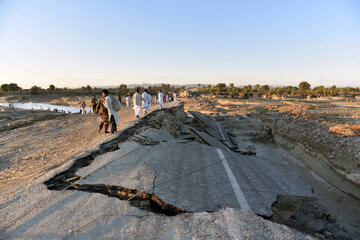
top-left (92, 104), bottom-right (96, 112)
top-left (110, 115), bottom-right (117, 133)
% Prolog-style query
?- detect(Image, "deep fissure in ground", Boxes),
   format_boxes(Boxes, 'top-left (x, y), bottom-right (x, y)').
top-left (44, 107), bottom-right (190, 216)
top-left (43, 107), bottom-right (351, 238)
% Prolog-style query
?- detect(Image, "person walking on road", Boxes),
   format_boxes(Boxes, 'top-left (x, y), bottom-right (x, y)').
top-left (95, 96), bottom-right (110, 134)
top-left (126, 95), bottom-right (130, 108)
top-left (91, 95), bottom-right (97, 113)
top-left (142, 89), bottom-right (152, 114)
top-left (117, 95), bottom-right (122, 106)
top-left (102, 89), bottom-right (118, 134)
top-left (173, 92), bottom-right (178, 101)
top-left (158, 90), bottom-right (164, 109)
top-left (132, 88), bottom-right (144, 118)
top-left (80, 100), bottom-right (86, 114)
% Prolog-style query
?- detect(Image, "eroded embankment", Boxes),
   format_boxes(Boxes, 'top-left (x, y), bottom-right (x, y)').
top-left (213, 114), bottom-right (357, 239)
top-left (44, 102), bottom-right (188, 216)
top-left (260, 114), bottom-right (360, 201)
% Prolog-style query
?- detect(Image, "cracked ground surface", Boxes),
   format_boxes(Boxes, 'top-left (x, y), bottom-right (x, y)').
top-left (0, 102), bottom-right (316, 239)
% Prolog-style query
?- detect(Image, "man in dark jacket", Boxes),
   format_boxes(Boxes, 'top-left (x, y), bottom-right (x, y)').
top-left (91, 95), bottom-right (97, 113)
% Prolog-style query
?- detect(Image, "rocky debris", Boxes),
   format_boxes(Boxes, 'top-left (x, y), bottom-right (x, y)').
top-left (129, 134), bottom-right (160, 145)
top-left (270, 195), bottom-right (317, 223)
top-left (188, 111), bottom-right (242, 152)
top-left (141, 103), bottom-right (187, 136)
top-left (285, 202), bottom-right (352, 240)
top-left (270, 195), bottom-right (353, 239)
top-left (186, 95), bottom-right (216, 110)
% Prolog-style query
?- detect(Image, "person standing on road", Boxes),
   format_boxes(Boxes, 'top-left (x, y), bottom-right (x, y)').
top-left (80, 100), bottom-right (86, 114)
top-left (132, 88), bottom-right (144, 118)
top-left (126, 95), bottom-right (130, 108)
top-left (158, 90), bottom-right (164, 108)
top-left (117, 95), bottom-right (122, 106)
top-left (91, 95), bottom-right (97, 113)
top-left (142, 89), bottom-right (152, 114)
top-left (102, 89), bottom-right (118, 134)
top-left (95, 96), bottom-right (110, 134)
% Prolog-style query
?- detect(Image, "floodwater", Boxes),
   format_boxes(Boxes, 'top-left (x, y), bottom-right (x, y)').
top-left (0, 102), bottom-right (92, 113)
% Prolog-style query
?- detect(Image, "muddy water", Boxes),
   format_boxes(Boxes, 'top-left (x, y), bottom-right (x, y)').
top-left (228, 117), bottom-right (360, 238)
top-left (0, 102), bottom-right (92, 113)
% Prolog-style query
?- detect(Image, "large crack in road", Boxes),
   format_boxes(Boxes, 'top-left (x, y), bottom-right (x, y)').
top-left (41, 103), bottom-right (352, 239)
top-left (44, 103), bottom-right (190, 216)
top-left (69, 183), bottom-right (187, 216)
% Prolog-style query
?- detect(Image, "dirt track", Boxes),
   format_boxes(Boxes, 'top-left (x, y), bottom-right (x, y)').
top-left (0, 106), bottom-right (156, 199)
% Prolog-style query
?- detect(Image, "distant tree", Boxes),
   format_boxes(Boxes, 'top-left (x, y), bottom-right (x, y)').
top-left (260, 85), bottom-right (269, 92)
top-left (119, 84), bottom-right (127, 90)
top-left (30, 85), bottom-right (41, 95)
top-left (215, 83), bottom-right (226, 94)
top-left (329, 85), bottom-right (338, 96)
top-left (299, 81), bottom-right (311, 92)
top-left (0, 84), bottom-right (8, 92)
top-left (229, 83), bottom-right (234, 88)
top-left (85, 85), bottom-right (92, 91)
top-left (81, 86), bottom-right (86, 91)
top-left (9, 83), bottom-right (21, 91)
top-left (48, 84), bottom-right (56, 91)
top-left (1, 83), bottom-right (21, 92)
top-left (253, 84), bottom-right (260, 90)
top-left (313, 86), bottom-right (325, 95)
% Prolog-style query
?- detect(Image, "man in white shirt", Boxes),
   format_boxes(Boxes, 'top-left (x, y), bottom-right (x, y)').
top-left (142, 89), bottom-right (152, 114)
top-left (132, 88), bottom-right (144, 118)
top-left (102, 89), bottom-right (118, 134)
top-left (126, 95), bottom-right (130, 108)
top-left (158, 90), bottom-right (164, 108)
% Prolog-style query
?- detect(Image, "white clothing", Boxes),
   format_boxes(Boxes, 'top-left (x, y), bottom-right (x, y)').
top-left (105, 95), bottom-right (118, 124)
top-left (173, 93), bottom-right (178, 101)
top-left (133, 105), bottom-right (142, 116)
top-left (158, 92), bottom-right (164, 106)
top-left (142, 92), bottom-right (152, 111)
top-left (166, 94), bottom-right (169, 102)
top-left (126, 96), bottom-right (130, 107)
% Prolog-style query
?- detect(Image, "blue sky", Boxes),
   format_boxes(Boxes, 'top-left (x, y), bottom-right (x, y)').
top-left (0, 0), bottom-right (359, 88)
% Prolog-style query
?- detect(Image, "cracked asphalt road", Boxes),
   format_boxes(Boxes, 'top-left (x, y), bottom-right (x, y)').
top-left (0, 102), bottom-right (315, 239)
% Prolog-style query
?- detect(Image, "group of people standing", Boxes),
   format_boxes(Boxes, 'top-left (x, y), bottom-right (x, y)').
top-left (90, 88), bottom-right (176, 134)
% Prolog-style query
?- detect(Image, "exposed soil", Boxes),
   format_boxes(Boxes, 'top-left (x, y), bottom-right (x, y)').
top-left (0, 106), bottom-right (147, 201)
top-left (181, 96), bottom-right (360, 239)
top-left (1, 94), bottom-right (360, 239)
